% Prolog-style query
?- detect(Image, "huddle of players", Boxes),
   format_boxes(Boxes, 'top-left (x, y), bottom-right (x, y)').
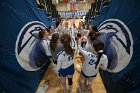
top-left (37, 20), bottom-right (108, 93)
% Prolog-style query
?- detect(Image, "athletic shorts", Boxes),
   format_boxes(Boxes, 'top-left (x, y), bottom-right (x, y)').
top-left (81, 71), bottom-right (97, 78)
top-left (59, 64), bottom-right (75, 77)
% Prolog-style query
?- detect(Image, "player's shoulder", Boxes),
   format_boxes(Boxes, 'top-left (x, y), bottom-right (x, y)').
top-left (41, 39), bottom-right (50, 44)
top-left (39, 40), bottom-right (45, 46)
top-left (40, 39), bottom-right (46, 43)
top-left (40, 39), bottom-right (45, 43)
top-left (57, 50), bottom-right (65, 57)
top-left (102, 54), bottom-right (108, 59)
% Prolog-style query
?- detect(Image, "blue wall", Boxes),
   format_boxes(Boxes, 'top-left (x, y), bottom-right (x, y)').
top-left (93, 0), bottom-right (140, 93)
top-left (0, 0), bottom-right (54, 93)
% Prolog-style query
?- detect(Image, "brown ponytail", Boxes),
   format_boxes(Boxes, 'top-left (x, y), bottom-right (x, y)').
top-left (88, 31), bottom-right (99, 41)
top-left (91, 25), bottom-right (98, 32)
top-left (60, 34), bottom-right (74, 55)
top-left (50, 33), bottom-right (59, 52)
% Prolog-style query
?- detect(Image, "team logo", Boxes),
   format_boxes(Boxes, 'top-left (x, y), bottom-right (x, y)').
top-left (15, 21), bottom-right (46, 71)
top-left (98, 19), bottom-right (133, 73)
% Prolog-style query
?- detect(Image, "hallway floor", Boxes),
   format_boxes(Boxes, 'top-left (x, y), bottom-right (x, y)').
top-left (36, 55), bottom-right (107, 93)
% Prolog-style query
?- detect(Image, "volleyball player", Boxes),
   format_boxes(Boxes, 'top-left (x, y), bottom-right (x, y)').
top-left (77, 38), bottom-right (108, 93)
top-left (50, 33), bottom-right (63, 65)
top-left (54, 25), bottom-right (77, 93)
top-left (30, 28), bottom-right (52, 74)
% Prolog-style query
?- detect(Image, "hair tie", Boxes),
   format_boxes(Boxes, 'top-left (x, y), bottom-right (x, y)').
top-left (98, 50), bottom-right (103, 53)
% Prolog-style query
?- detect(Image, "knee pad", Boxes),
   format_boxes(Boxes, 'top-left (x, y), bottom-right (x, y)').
top-left (68, 78), bottom-right (73, 85)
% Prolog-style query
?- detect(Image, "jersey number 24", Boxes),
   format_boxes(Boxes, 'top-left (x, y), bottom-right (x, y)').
top-left (88, 59), bottom-right (96, 65)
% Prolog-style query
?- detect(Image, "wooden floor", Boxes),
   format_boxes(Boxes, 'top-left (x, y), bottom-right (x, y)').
top-left (36, 55), bottom-right (107, 93)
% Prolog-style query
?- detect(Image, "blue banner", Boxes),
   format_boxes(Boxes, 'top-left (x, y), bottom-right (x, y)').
top-left (93, 0), bottom-right (140, 93)
top-left (59, 11), bottom-right (87, 18)
top-left (0, 0), bottom-right (55, 93)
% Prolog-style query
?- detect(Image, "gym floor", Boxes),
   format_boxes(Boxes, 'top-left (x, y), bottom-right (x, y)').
top-left (37, 55), bottom-right (106, 93)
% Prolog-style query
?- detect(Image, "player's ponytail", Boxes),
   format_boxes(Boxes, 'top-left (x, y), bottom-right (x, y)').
top-left (88, 31), bottom-right (99, 41)
top-left (60, 34), bottom-right (74, 56)
top-left (91, 25), bottom-right (98, 32)
top-left (88, 25), bottom-right (100, 41)
top-left (96, 50), bottom-right (103, 69)
top-left (50, 33), bottom-right (59, 52)
top-left (92, 39), bottom-right (104, 69)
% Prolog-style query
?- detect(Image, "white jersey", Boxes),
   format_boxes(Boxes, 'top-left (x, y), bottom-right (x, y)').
top-left (85, 41), bottom-right (92, 52)
top-left (85, 37), bottom-right (100, 52)
top-left (40, 39), bottom-right (52, 57)
top-left (56, 50), bottom-right (74, 71)
top-left (55, 26), bottom-right (77, 72)
top-left (78, 45), bottom-right (108, 76)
